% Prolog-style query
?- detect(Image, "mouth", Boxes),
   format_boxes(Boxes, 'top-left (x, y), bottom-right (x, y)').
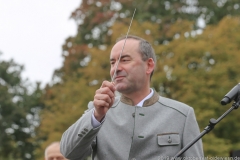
top-left (114, 76), bottom-right (125, 81)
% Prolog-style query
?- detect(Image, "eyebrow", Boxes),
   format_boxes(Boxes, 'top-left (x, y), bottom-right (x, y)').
top-left (110, 54), bottom-right (131, 62)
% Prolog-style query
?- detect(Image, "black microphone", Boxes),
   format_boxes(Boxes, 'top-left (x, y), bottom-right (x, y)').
top-left (221, 83), bottom-right (240, 105)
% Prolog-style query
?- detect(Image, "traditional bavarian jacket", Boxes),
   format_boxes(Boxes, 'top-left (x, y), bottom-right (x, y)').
top-left (60, 90), bottom-right (204, 160)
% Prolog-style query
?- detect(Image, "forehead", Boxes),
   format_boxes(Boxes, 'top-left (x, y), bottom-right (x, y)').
top-left (46, 144), bottom-right (62, 156)
top-left (110, 39), bottom-right (140, 58)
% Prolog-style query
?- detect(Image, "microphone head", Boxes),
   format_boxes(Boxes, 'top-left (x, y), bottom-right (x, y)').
top-left (220, 83), bottom-right (240, 106)
top-left (221, 97), bottom-right (230, 105)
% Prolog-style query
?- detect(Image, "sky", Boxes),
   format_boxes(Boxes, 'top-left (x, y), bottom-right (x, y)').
top-left (0, 0), bottom-right (82, 87)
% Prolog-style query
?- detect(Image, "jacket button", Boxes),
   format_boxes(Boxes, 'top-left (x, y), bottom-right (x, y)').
top-left (132, 113), bottom-right (135, 117)
top-left (168, 136), bottom-right (172, 143)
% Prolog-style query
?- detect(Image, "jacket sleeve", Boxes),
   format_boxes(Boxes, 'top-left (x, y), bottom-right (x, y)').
top-left (182, 107), bottom-right (204, 158)
top-left (60, 102), bottom-right (101, 160)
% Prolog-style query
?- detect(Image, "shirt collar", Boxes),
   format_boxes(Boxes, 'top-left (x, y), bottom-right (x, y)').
top-left (120, 88), bottom-right (159, 107)
top-left (136, 88), bottom-right (154, 107)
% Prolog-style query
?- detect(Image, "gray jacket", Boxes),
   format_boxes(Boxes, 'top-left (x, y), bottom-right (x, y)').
top-left (60, 90), bottom-right (204, 160)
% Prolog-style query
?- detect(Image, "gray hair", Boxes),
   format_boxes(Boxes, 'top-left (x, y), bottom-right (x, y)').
top-left (116, 35), bottom-right (156, 78)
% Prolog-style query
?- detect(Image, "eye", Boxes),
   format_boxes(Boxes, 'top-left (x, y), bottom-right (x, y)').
top-left (121, 58), bottom-right (130, 62)
top-left (110, 61), bottom-right (115, 65)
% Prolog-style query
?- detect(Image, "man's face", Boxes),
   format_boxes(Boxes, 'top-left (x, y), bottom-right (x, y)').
top-left (45, 145), bottom-right (67, 160)
top-left (110, 39), bottom-right (149, 94)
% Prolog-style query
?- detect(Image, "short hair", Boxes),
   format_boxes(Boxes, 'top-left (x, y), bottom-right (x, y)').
top-left (116, 35), bottom-right (156, 78)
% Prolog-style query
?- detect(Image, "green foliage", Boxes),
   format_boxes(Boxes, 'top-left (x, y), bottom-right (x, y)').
top-left (69, 0), bottom-right (240, 46)
top-left (0, 56), bottom-right (44, 159)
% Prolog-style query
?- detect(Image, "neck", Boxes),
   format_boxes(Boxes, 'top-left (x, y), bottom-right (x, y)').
top-left (122, 87), bottom-right (151, 106)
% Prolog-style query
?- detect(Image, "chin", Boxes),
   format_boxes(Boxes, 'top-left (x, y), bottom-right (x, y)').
top-left (115, 83), bottom-right (127, 92)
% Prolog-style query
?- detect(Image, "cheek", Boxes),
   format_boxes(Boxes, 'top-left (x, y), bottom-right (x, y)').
top-left (130, 64), bottom-right (147, 77)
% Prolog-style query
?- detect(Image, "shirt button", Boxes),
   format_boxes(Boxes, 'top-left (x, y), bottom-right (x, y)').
top-left (132, 113), bottom-right (135, 117)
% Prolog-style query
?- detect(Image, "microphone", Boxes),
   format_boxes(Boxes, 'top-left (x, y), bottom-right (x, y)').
top-left (221, 83), bottom-right (240, 105)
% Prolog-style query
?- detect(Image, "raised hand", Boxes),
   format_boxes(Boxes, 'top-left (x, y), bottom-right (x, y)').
top-left (93, 81), bottom-right (116, 122)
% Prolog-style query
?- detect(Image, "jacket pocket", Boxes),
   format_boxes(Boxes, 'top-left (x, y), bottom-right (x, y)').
top-left (157, 133), bottom-right (180, 146)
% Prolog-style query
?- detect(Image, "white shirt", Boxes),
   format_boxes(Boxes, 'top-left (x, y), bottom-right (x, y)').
top-left (91, 89), bottom-right (154, 128)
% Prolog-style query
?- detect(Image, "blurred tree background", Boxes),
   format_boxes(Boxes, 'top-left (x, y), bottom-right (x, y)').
top-left (0, 55), bottom-right (44, 160)
top-left (1, 0), bottom-right (240, 159)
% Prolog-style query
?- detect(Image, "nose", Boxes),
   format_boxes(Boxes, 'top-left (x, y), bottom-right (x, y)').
top-left (111, 61), bottom-right (123, 79)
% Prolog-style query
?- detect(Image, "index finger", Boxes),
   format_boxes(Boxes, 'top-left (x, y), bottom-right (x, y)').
top-left (101, 80), bottom-right (115, 93)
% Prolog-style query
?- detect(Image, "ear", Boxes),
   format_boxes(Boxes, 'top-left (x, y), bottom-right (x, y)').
top-left (146, 58), bottom-right (155, 75)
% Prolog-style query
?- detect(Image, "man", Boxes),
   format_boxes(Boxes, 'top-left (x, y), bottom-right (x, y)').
top-left (60, 35), bottom-right (204, 160)
top-left (45, 142), bottom-right (68, 160)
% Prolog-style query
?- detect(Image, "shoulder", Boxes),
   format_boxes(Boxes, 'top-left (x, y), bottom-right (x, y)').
top-left (158, 96), bottom-right (193, 117)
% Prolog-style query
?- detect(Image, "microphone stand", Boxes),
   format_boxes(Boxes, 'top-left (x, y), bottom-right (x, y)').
top-left (172, 98), bottom-right (240, 159)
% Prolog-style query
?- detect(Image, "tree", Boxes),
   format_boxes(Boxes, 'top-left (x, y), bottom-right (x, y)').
top-left (70, 0), bottom-right (240, 45)
top-left (0, 54), bottom-right (44, 160)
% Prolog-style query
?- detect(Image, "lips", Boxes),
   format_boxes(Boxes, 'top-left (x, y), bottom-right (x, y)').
top-left (115, 76), bottom-right (125, 80)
